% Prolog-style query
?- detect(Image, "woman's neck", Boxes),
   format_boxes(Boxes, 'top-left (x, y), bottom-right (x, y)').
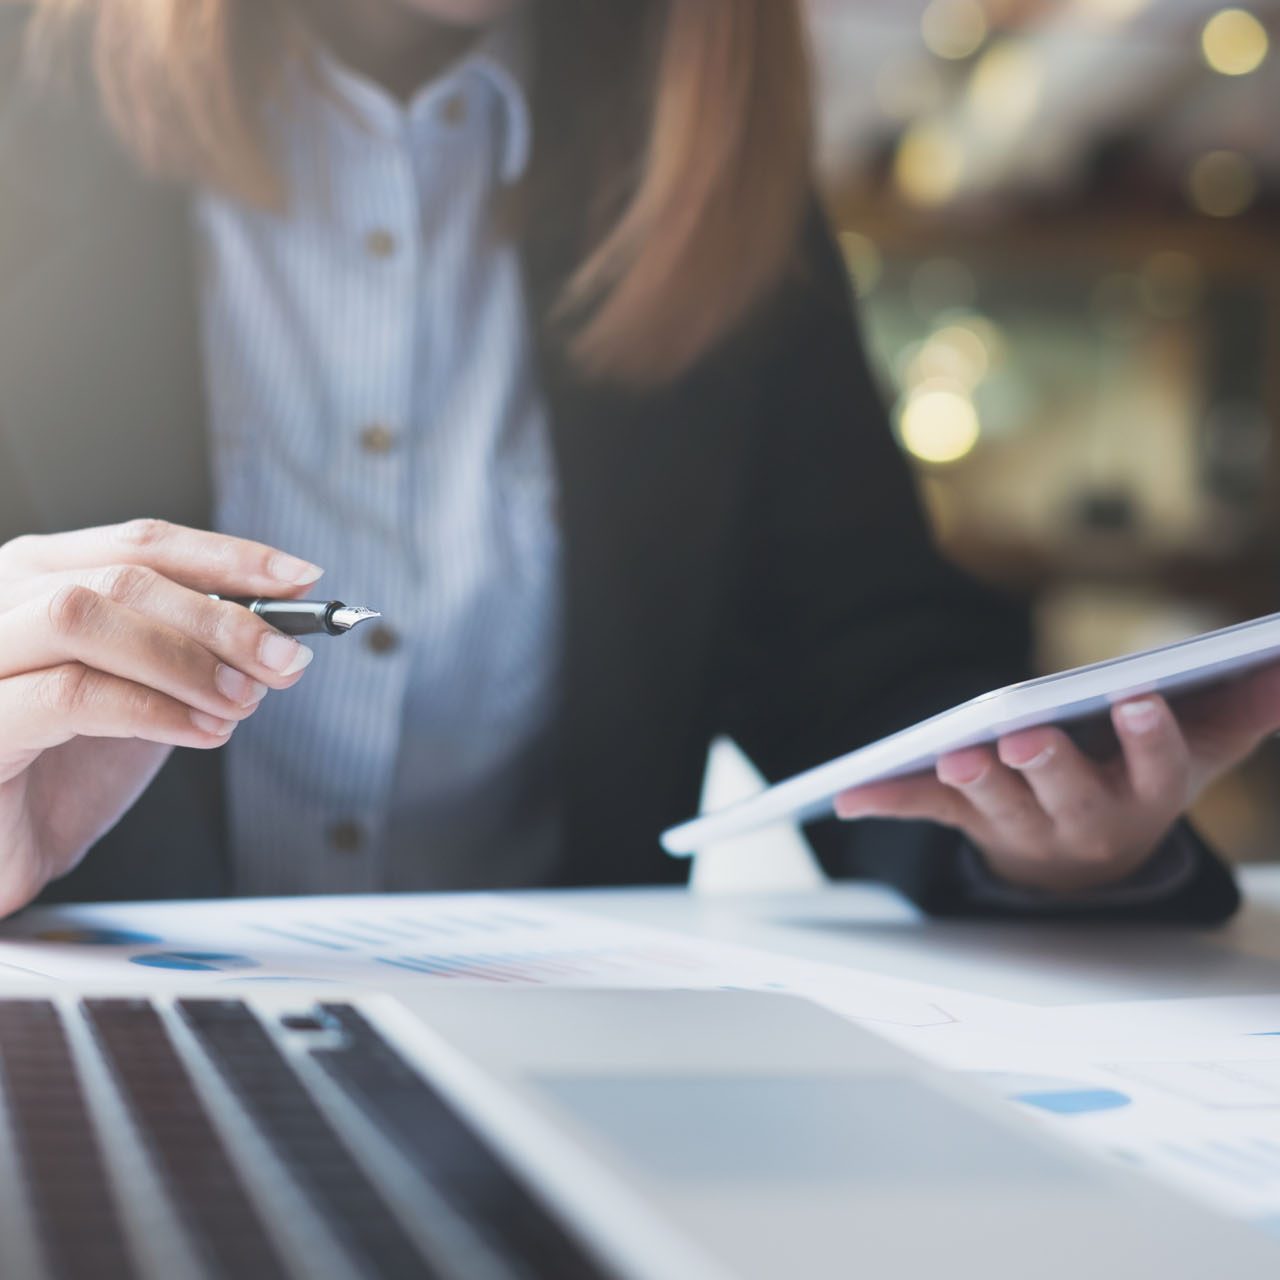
top-left (291, 0), bottom-right (484, 100)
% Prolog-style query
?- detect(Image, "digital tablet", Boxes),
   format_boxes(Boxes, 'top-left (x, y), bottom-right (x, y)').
top-left (660, 608), bottom-right (1280, 856)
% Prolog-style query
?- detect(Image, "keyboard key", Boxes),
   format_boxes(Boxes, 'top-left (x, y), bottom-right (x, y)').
top-left (83, 999), bottom-right (289, 1280)
top-left (0, 1000), bottom-right (137, 1280)
top-left (178, 999), bottom-right (435, 1280)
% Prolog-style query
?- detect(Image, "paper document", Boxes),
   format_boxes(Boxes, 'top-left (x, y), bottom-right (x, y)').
top-left (870, 998), bottom-right (1280, 1236)
top-left (0, 893), bottom-right (961, 1028)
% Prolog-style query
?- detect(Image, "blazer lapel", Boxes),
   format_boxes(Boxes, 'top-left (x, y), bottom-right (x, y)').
top-left (520, 220), bottom-right (758, 887)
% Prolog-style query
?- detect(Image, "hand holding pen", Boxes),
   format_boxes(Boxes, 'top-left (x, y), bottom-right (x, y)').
top-left (0, 520), bottom-right (373, 916)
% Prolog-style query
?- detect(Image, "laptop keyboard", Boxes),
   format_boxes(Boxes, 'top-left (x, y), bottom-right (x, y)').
top-left (85, 1000), bottom-right (292, 1280)
top-left (0, 1000), bottom-right (134, 1280)
top-left (0, 997), bottom-right (612, 1280)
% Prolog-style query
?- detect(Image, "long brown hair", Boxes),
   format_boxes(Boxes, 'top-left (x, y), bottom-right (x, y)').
top-left (27, 0), bottom-right (812, 385)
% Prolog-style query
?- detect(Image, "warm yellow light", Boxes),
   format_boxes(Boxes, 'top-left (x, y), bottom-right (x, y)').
top-left (921, 0), bottom-right (988, 60)
top-left (952, 313), bottom-right (1006, 367)
top-left (1201, 8), bottom-right (1269, 76)
top-left (894, 123), bottom-right (965, 206)
top-left (968, 42), bottom-right (1043, 134)
top-left (838, 231), bottom-right (883, 296)
top-left (899, 388), bottom-right (981, 464)
top-left (1186, 150), bottom-right (1257, 217)
top-left (908, 325), bottom-right (991, 391)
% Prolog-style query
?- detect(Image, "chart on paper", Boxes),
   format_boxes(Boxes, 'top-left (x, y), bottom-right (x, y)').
top-left (0, 893), bottom-right (960, 1028)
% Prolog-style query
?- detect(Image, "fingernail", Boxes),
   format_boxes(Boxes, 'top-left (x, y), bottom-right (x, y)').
top-left (941, 757), bottom-right (988, 787)
top-left (269, 553), bottom-right (324, 586)
top-left (190, 711), bottom-right (234, 736)
top-left (259, 632), bottom-right (314, 676)
top-left (1013, 745), bottom-right (1056, 771)
top-left (1116, 699), bottom-right (1160, 733)
top-left (215, 664), bottom-right (268, 707)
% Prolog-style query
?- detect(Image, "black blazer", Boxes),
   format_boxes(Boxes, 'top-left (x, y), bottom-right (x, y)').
top-left (0, 10), bottom-right (1239, 921)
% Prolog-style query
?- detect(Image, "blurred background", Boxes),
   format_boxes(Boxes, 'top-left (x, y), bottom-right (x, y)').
top-left (807, 0), bottom-right (1280, 864)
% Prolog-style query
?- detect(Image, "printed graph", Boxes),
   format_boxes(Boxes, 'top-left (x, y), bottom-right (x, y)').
top-left (1106, 1059), bottom-right (1280, 1110)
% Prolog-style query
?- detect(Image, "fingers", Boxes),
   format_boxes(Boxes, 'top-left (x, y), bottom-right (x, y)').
top-left (937, 744), bottom-right (1053, 849)
top-left (0, 587), bottom-right (271, 725)
top-left (993, 726), bottom-right (1119, 847)
top-left (1111, 696), bottom-right (1192, 806)
top-left (834, 772), bottom-right (972, 829)
top-left (0, 520), bottom-right (323, 597)
top-left (0, 663), bottom-right (238, 755)
top-left (0, 567), bottom-right (314, 687)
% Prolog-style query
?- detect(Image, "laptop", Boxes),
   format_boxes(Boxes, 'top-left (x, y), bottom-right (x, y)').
top-left (0, 984), bottom-right (1273, 1279)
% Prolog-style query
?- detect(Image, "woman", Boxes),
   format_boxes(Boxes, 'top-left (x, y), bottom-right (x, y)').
top-left (0, 0), bottom-right (1271, 920)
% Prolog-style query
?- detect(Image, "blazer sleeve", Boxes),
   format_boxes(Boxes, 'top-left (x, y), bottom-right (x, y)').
top-left (714, 206), bottom-right (1239, 925)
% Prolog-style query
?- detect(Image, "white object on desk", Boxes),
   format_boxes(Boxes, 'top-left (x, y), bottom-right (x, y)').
top-left (688, 738), bottom-right (825, 895)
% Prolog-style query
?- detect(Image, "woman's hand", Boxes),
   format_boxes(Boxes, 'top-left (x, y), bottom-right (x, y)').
top-left (0, 519), bottom-right (323, 915)
top-left (834, 662), bottom-right (1280, 895)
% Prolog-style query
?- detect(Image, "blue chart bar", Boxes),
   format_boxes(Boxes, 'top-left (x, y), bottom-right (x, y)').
top-left (130, 952), bottom-right (259, 973)
top-left (980, 1072), bottom-right (1132, 1116)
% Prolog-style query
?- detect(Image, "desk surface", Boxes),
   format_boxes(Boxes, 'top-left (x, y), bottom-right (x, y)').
top-left (539, 865), bottom-right (1280, 1006)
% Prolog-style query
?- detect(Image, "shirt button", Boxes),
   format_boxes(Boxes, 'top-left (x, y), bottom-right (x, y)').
top-left (439, 93), bottom-right (467, 126)
top-left (358, 423), bottom-right (397, 455)
top-left (364, 228), bottom-right (398, 260)
top-left (364, 624), bottom-right (400, 656)
top-left (328, 820), bottom-right (364, 854)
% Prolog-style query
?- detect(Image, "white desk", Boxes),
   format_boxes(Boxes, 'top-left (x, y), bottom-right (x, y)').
top-left (546, 865), bottom-right (1280, 1006)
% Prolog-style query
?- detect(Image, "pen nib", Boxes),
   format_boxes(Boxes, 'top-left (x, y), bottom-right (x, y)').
top-left (330, 605), bottom-right (381, 632)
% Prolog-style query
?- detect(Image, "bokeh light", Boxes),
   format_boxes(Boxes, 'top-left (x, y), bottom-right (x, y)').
top-left (907, 324), bottom-right (991, 391)
top-left (898, 387), bottom-right (982, 464)
top-left (1201, 8), bottom-right (1269, 76)
top-left (968, 41), bottom-right (1044, 135)
top-left (894, 122), bottom-right (966, 206)
top-left (1186, 149), bottom-right (1258, 217)
top-left (921, 0), bottom-right (989, 61)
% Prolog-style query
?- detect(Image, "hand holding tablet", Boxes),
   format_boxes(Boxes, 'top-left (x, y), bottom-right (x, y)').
top-left (663, 611), bottom-right (1280, 894)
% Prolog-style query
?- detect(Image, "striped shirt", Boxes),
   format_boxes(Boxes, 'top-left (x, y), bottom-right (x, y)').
top-left (194, 20), bottom-right (564, 895)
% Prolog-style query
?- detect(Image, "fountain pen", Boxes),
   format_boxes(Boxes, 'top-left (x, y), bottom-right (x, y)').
top-left (210, 597), bottom-right (382, 637)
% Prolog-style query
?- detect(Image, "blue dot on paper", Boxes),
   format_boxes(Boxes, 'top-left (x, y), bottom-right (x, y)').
top-left (1014, 1088), bottom-right (1131, 1116)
